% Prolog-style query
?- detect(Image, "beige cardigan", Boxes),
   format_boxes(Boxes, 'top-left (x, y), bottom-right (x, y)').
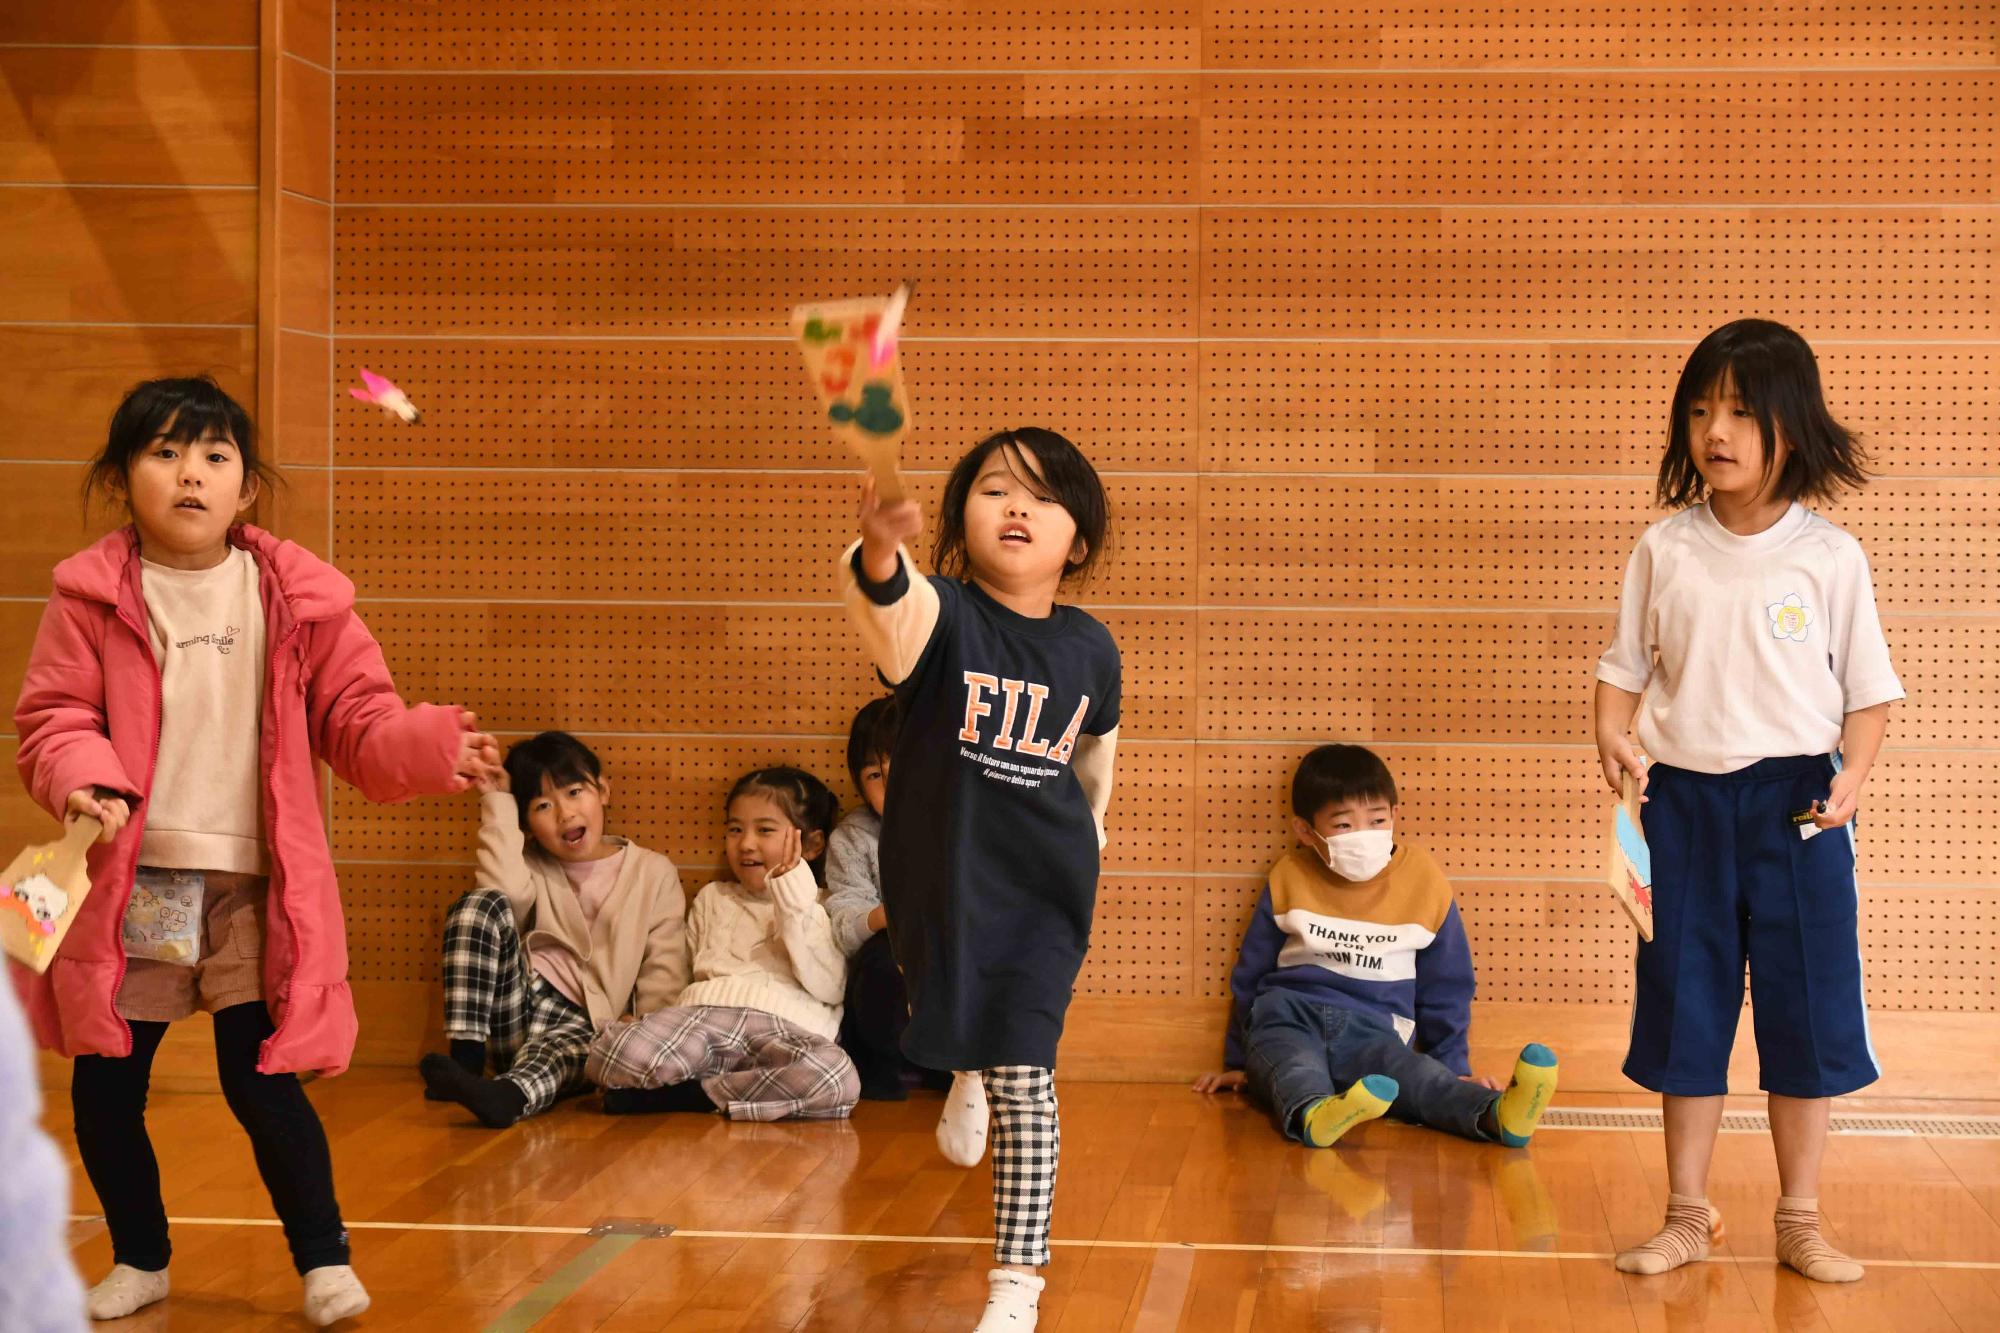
top-left (475, 792), bottom-right (691, 1028)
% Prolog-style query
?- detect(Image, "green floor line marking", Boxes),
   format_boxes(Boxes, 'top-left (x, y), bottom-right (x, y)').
top-left (482, 1233), bottom-right (645, 1333)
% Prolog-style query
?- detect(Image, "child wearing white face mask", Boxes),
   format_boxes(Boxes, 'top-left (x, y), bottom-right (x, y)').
top-left (1192, 745), bottom-right (1559, 1149)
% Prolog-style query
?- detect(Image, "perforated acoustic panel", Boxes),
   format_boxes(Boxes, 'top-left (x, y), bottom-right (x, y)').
top-left (337, 72), bottom-right (1995, 205)
top-left (327, 4), bottom-right (1999, 1037)
top-left (332, 2), bottom-right (1995, 69)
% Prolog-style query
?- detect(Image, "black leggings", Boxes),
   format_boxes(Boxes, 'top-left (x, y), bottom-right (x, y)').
top-left (70, 1001), bottom-right (349, 1274)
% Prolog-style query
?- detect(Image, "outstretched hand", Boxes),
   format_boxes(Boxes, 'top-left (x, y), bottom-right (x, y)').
top-left (858, 473), bottom-right (922, 583)
top-left (453, 711), bottom-right (504, 791)
top-left (1192, 1069), bottom-right (1246, 1095)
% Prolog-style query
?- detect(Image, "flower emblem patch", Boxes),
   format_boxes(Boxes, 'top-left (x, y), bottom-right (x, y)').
top-left (1767, 593), bottom-right (1814, 642)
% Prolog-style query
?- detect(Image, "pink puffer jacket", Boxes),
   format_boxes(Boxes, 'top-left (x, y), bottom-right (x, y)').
top-left (12, 524), bottom-right (466, 1076)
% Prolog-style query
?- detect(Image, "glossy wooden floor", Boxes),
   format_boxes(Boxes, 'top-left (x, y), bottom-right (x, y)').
top-left (48, 1071), bottom-right (2000, 1332)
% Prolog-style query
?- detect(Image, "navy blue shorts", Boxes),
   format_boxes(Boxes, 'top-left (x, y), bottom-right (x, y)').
top-left (1624, 755), bottom-right (1878, 1099)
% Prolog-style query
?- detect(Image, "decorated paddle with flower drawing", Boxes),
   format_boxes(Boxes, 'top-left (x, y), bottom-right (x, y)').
top-left (792, 284), bottom-right (913, 502)
top-left (1604, 770), bottom-right (1654, 941)
top-left (1, 816), bottom-right (101, 974)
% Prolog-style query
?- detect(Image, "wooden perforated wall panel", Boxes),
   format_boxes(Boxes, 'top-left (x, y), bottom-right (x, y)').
top-left (317, 4), bottom-right (2000, 1077)
top-left (0, 6), bottom-right (261, 822)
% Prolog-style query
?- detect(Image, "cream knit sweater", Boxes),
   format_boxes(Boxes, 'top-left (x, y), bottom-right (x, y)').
top-left (677, 864), bottom-right (847, 1040)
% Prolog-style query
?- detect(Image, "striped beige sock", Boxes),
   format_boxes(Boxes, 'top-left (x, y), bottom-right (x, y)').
top-left (1615, 1193), bottom-right (1721, 1275)
top-left (1775, 1196), bottom-right (1864, 1283)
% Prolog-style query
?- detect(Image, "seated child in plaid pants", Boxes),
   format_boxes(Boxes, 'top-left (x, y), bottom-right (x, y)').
top-left (585, 766), bottom-right (861, 1121)
top-left (420, 732), bottom-right (691, 1128)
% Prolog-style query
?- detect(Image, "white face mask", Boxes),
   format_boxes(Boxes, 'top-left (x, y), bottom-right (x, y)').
top-left (1313, 827), bottom-right (1394, 882)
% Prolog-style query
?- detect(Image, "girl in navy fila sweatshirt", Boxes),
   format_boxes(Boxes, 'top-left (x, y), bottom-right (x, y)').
top-left (842, 429), bottom-right (1118, 1333)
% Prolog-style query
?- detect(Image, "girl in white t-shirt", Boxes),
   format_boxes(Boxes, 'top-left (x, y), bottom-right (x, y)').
top-left (1594, 320), bottom-right (1902, 1283)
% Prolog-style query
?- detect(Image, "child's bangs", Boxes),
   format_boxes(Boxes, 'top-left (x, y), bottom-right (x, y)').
top-left (156, 400), bottom-right (241, 447)
top-left (987, 432), bottom-right (1097, 519)
top-left (530, 754), bottom-right (600, 793)
top-left (992, 437), bottom-right (1055, 499)
top-left (1682, 349), bottom-right (1773, 431)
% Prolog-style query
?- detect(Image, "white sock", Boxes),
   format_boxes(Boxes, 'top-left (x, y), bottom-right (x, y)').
top-left (973, 1268), bottom-right (1045, 1332)
top-left (937, 1070), bottom-right (990, 1167)
top-left (302, 1265), bottom-right (370, 1327)
top-left (85, 1265), bottom-right (169, 1321)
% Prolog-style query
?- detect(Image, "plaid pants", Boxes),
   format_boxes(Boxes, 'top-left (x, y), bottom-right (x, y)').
top-left (986, 1065), bottom-right (1060, 1267)
top-left (441, 889), bottom-right (594, 1116)
top-left (585, 1004), bottom-right (859, 1122)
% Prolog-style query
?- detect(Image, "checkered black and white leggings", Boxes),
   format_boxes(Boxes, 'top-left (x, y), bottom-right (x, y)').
top-left (984, 1066), bottom-right (1060, 1267)
top-left (440, 888), bottom-right (594, 1116)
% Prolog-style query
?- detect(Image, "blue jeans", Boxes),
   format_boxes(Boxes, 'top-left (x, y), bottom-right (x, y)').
top-left (1243, 989), bottom-right (1498, 1145)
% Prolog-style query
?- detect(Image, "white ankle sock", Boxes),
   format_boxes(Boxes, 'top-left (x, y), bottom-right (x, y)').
top-left (302, 1265), bottom-right (370, 1327)
top-left (85, 1265), bottom-right (169, 1321)
top-left (973, 1268), bottom-right (1044, 1332)
top-left (937, 1070), bottom-right (990, 1167)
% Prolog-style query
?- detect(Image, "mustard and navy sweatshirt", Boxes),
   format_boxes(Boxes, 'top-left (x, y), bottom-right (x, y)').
top-left (1225, 841), bottom-right (1476, 1075)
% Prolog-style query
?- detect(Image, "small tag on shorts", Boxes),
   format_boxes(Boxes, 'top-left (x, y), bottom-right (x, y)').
top-left (1788, 806), bottom-right (1824, 842)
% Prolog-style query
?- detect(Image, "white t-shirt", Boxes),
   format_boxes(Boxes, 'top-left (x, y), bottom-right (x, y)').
top-left (1596, 502), bottom-right (1904, 775)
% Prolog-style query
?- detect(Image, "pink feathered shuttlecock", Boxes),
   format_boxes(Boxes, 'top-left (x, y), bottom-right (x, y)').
top-left (349, 368), bottom-right (421, 423)
top-left (870, 280), bottom-right (916, 370)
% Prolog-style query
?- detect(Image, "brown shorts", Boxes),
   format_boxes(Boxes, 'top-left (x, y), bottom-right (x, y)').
top-left (116, 869), bottom-right (268, 1023)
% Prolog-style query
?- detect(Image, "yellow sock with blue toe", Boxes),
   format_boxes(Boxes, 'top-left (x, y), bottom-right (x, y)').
top-left (1494, 1043), bottom-right (1558, 1147)
top-left (1301, 1074), bottom-right (1398, 1147)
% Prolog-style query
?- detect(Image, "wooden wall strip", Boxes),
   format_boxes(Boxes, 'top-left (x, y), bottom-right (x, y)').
top-left (0, 48), bottom-right (257, 186)
top-left (280, 0), bottom-right (332, 69)
top-left (327, 2), bottom-right (1996, 72)
top-left (1191, 743), bottom-right (1997, 883)
top-left (1197, 477), bottom-right (1997, 611)
top-left (335, 208), bottom-right (1201, 336)
top-left (1201, 210), bottom-right (1999, 339)
top-left (330, 341), bottom-right (1199, 472)
top-left (312, 734), bottom-right (1993, 888)
top-left (1199, 343), bottom-right (2000, 477)
top-left (308, 471), bottom-right (2000, 615)
top-left (348, 603), bottom-right (1193, 741)
top-left (0, 187), bottom-right (256, 324)
top-left (334, 72), bottom-right (1994, 206)
top-left (344, 603), bottom-right (1992, 750)
top-left (328, 470), bottom-right (1198, 604)
top-left (324, 339), bottom-right (1993, 477)
top-left (0, 1), bottom-right (257, 47)
top-left (0, 463), bottom-right (117, 598)
top-left (0, 326), bottom-right (255, 461)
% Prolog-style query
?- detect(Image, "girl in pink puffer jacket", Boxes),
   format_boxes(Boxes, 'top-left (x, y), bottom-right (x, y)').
top-left (12, 376), bottom-right (501, 1326)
